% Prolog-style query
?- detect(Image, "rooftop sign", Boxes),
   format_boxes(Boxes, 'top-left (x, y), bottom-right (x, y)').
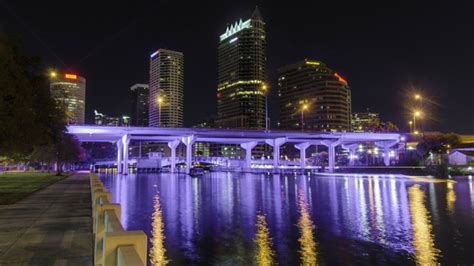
top-left (219, 19), bottom-right (251, 41)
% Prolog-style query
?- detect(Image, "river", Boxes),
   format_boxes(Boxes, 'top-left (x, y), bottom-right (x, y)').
top-left (99, 172), bottom-right (474, 265)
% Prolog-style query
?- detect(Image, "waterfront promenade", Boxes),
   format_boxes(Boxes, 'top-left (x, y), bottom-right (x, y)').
top-left (0, 173), bottom-right (93, 265)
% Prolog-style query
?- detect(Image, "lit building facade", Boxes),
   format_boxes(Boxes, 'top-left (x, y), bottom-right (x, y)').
top-left (94, 110), bottom-right (130, 127)
top-left (352, 111), bottom-right (380, 132)
top-left (149, 49), bottom-right (184, 127)
top-left (278, 59), bottom-right (351, 131)
top-left (50, 72), bottom-right (86, 124)
top-left (130, 83), bottom-right (149, 126)
top-left (216, 7), bottom-right (267, 129)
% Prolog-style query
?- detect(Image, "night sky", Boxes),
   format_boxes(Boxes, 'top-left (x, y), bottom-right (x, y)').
top-left (1, 0), bottom-right (473, 133)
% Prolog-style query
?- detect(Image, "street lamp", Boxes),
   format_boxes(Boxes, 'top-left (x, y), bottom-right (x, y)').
top-left (50, 71), bottom-right (57, 78)
top-left (409, 120), bottom-right (413, 133)
top-left (413, 110), bottom-right (421, 133)
top-left (158, 96), bottom-right (163, 127)
top-left (301, 103), bottom-right (308, 131)
top-left (261, 84), bottom-right (269, 131)
top-left (414, 93), bottom-right (423, 131)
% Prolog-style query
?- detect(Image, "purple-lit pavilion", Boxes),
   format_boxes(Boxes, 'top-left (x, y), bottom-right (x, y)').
top-left (67, 125), bottom-right (401, 174)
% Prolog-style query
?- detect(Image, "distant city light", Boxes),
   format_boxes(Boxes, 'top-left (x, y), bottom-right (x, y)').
top-left (229, 37), bottom-right (238, 43)
top-left (305, 61), bottom-right (320, 65)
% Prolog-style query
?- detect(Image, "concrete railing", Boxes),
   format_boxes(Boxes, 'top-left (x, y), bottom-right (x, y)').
top-left (90, 173), bottom-right (147, 266)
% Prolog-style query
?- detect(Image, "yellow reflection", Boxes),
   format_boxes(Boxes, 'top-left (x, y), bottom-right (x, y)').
top-left (254, 213), bottom-right (274, 265)
top-left (408, 185), bottom-right (440, 265)
top-left (150, 194), bottom-right (169, 265)
top-left (446, 182), bottom-right (456, 215)
top-left (297, 192), bottom-right (318, 265)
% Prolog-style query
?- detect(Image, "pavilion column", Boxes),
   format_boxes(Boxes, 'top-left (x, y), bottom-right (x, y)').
top-left (116, 140), bottom-right (123, 174)
top-left (375, 140), bottom-right (399, 167)
top-left (122, 134), bottom-right (130, 175)
top-left (168, 140), bottom-right (180, 173)
top-left (384, 146), bottom-right (391, 166)
top-left (294, 142), bottom-right (311, 168)
top-left (265, 138), bottom-right (286, 169)
top-left (328, 144), bottom-right (335, 172)
top-left (342, 144), bottom-right (358, 166)
top-left (139, 141), bottom-right (142, 159)
top-left (240, 141), bottom-right (258, 169)
top-left (181, 136), bottom-right (195, 174)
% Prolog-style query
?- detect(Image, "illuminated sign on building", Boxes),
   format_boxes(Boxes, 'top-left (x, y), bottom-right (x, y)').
top-left (65, 74), bottom-right (77, 80)
top-left (305, 61), bottom-right (321, 65)
top-left (334, 72), bottom-right (347, 85)
top-left (150, 50), bottom-right (159, 58)
top-left (219, 19), bottom-right (251, 41)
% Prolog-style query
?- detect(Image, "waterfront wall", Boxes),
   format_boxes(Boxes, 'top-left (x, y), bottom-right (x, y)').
top-left (90, 173), bottom-right (147, 266)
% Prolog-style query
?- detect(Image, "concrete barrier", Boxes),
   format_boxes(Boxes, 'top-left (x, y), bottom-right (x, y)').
top-left (90, 173), bottom-right (147, 266)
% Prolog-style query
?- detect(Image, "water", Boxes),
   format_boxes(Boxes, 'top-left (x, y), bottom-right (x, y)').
top-left (99, 173), bottom-right (474, 265)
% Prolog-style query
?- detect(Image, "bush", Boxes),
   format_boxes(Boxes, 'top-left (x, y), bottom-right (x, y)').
top-left (449, 166), bottom-right (467, 176)
top-left (423, 163), bottom-right (449, 179)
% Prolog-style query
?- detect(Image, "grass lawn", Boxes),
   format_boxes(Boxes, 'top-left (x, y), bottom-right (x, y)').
top-left (0, 172), bottom-right (68, 205)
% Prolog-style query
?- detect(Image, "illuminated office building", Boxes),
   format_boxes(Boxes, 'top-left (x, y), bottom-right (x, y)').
top-left (216, 7), bottom-right (267, 129)
top-left (130, 83), bottom-right (149, 126)
top-left (49, 72), bottom-right (86, 124)
top-left (278, 59), bottom-right (351, 131)
top-left (94, 110), bottom-right (130, 127)
top-left (352, 111), bottom-right (380, 132)
top-left (149, 49), bottom-right (184, 127)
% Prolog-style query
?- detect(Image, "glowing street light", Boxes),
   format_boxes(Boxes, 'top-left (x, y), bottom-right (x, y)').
top-left (301, 103), bottom-right (309, 131)
top-left (261, 83), bottom-right (269, 131)
top-left (414, 93), bottom-right (424, 130)
top-left (50, 71), bottom-right (57, 78)
top-left (409, 121), bottom-right (413, 133)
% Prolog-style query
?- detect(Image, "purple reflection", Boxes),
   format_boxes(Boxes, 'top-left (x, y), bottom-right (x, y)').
top-left (98, 173), bottom-right (474, 265)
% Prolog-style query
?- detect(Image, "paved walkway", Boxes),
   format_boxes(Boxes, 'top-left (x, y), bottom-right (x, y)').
top-left (0, 173), bottom-right (93, 265)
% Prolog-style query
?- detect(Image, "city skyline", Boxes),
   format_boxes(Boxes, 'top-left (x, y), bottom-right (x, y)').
top-left (1, 0), bottom-right (473, 133)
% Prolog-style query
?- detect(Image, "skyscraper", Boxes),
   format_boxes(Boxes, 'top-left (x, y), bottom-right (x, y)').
top-left (130, 83), bottom-right (149, 126)
top-left (278, 59), bottom-right (352, 131)
top-left (50, 72), bottom-right (86, 124)
top-left (216, 7), bottom-right (267, 129)
top-left (149, 49), bottom-right (184, 127)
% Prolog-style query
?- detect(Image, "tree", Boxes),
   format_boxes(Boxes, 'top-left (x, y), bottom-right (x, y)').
top-left (0, 33), bottom-right (66, 160)
top-left (30, 145), bottom-right (56, 171)
top-left (416, 132), bottom-right (461, 159)
top-left (366, 120), bottom-right (399, 133)
top-left (383, 121), bottom-right (399, 132)
top-left (55, 134), bottom-right (85, 175)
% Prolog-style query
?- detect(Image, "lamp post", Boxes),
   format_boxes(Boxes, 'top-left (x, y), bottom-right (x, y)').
top-left (414, 94), bottom-right (423, 131)
top-left (409, 120), bottom-right (413, 133)
top-left (413, 111), bottom-right (421, 134)
top-left (158, 96), bottom-right (163, 127)
top-left (301, 103), bottom-right (308, 131)
top-left (261, 84), bottom-right (268, 131)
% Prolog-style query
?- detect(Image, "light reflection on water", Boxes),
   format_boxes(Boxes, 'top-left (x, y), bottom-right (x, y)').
top-left (408, 184), bottom-right (440, 265)
top-left (99, 173), bottom-right (474, 265)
